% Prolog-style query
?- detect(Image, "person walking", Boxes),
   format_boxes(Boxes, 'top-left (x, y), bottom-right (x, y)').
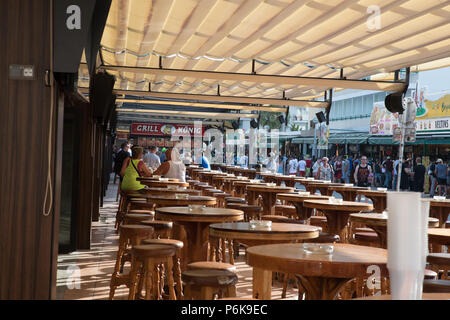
top-left (412, 157), bottom-right (426, 193)
top-left (287, 155), bottom-right (299, 176)
top-left (318, 157), bottom-right (333, 181)
top-left (342, 155), bottom-right (350, 184)
top-left (382, 156), bottom-right (393, 189)
top-left (354, 156), bottom-right (372, 187)
top-left (113, 142), bottom-right (131, 183)
top-left (428, 158), bottom-right (438, 197)
top-left (395, 157), bottom-right (411, 191)
top-left (312, 158), bottom-right (321, 179)
top-left (435, 159), bottom-right (448, 196)
top-left (374, 160), bottom-right (383, 187)
top-left (298, 156), bottom-right (307, 177)
top-left (333, 156), bottom-right (343, 183)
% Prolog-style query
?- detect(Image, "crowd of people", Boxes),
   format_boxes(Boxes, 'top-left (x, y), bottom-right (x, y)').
top-left (112, 142), bottom-right (449, 197)
top-left (280, 153), bottom-right (450, 197)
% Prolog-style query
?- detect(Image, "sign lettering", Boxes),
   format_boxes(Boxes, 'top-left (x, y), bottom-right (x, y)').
top-left (66, 5), bottom-right (81, 30)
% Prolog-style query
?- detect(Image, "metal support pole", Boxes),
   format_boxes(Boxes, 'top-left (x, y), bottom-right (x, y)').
top-left (396, 112), bottom-right (407, 191)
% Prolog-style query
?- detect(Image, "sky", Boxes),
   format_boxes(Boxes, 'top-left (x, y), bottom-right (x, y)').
top-left (417, 66), bottom-right (450, 99)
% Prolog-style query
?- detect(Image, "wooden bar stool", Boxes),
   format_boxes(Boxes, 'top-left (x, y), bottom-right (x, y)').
top-left (140, 220), bottom-right (173, 239)
top-left (128, 244), bottom-right (178, 300)
top-left (261, 215), bottom-right (291, 223)
top-left (238, 204), bottom-right (262, 221)
top-left (353, 232), bottom-right (380, 247)
top-left (215, 193), bottom-right (232, 208)
top-left (275, 205), bottom-right (297, 218)
top-left (143, 239), bottom-right (184, 299)
top-left (124, 213), bottom-right (155, 225)
top-left (427, 253), bottom-right (450, 280)
top-left (182, 269), bottom-right (238, 300)
top-left (109, 225), bottom-right (154, 300)
top-left (423, 279), bottom-right (450, 293)
top-left (204, 188), bottom-right (223, 197)
top-left (129, 199), bottom-right (154, 211)
top-left (225, 197), bottom-right (247, 205)
top-left (309, 215), bottom-right (328, 233)
top-left (187, 261), bottom-right (236, 272)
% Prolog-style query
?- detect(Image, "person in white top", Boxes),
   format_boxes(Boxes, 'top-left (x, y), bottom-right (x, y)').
top-left (265, 151), bottom-right (279, 173)
top-left (144, 145), bottom-right (161, 171)
top-left (298, 156), bottom-right (307, 177)
top-left (153, 147), bottom-right (186, 182)
top-left (287, 155), bottom-right (298, 176)
top-left (312, 159), bottom-right (321, 179)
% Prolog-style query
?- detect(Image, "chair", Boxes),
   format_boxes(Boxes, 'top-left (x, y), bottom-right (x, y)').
top-left (124, 213), bottom-right (155, 225)
top-left (353, 232), bottom-right (380, 247)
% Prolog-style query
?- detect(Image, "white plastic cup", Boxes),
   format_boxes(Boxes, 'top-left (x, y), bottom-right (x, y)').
top-left (387, 192), bottom-right (427, 300)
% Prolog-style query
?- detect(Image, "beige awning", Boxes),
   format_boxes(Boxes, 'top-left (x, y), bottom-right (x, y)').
top-left (78, 0), bottom-right (450, 103)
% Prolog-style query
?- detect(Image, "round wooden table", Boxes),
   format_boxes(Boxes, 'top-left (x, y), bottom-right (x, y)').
top-left (328, 185), bottom-right (370, 202)
top-left (424, 199), bottom-right (450, 228)
top-left (276, 193), bottom-right (330, 220)
top-left (142, 187), bottom-right (201, 195)
top-left (233, 180), bottom-right (265, 197)
top-left (246, 185), bottom-right (295, 214)
top-left (273, 175), bottom-right (299, 188)
top-left (144, 194), bottom-right (217, 207)
top-left (246, 243), bottom-right (388, 300)
top-left (155, 207), bottom-right (244, 267)
top-left (349, 213), bottom-right (440, 248)
top-left (307, 182), bottom-right (342, 196)
top-left (356, 189), bottom-right (387, 213)
top-left (198, 171), bottom-right (227, 185)
top-left (303, 199), bottom-right (373, 242)
top-left (259, 173), bottom-right (278, 184)
top-left (209, 222), bottom-right (320, 248)
top-left (140, 179), bottom-right (190, 188)
top-left (294, 178), bottom-right (322, 191)
top-left (353, 293), bottom-right (450, 300)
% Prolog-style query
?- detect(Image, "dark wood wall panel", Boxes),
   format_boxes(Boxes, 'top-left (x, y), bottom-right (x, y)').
top-left (0, 0), bottom-right (61, 299)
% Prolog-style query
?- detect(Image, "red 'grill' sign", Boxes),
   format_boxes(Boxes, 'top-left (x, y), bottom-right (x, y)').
top-left (131, 123), bottom-right (205, 136)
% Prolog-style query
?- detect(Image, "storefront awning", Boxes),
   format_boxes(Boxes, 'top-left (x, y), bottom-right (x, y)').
top-left (368, 136), bottom-right (450, 145)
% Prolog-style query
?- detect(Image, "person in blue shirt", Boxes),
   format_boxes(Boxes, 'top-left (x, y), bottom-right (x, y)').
top-left (159, 147), bottom-right (167, 163)
top-left (200, 154), bottom-right (211, 170)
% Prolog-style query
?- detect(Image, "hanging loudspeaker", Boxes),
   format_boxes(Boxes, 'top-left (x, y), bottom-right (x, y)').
top-left (316, 111), bottom-right (326, 123)
top-left (250, 119), bottom-right (259, 128)
top-left (385, 92), bottom-right (404, 114)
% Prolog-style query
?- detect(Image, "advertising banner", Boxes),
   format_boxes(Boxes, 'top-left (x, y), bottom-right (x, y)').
top-left (369, 91), bottom-right (450, 136)
top-left (131, 123), bottom-right (205, 136)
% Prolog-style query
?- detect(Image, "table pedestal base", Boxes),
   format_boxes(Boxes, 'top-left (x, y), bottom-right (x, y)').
top-left (295, 275), bottom-right (353, 300)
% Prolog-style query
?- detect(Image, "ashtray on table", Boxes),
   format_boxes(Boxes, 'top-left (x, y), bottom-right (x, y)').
top-left (249, 220), bottom-right (272, 229)
top-left (302, 243), bottom-right (334, 255)
top-left (188, 204), bottom-right (205, 212)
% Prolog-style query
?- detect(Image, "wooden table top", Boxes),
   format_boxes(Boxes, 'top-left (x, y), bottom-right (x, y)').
top-left (137, 177), bottom-right (179, 182)
top-left (353, 293), bottom-right (450, 300)
top-left (428, 228), bottom-right (450, 245)
top-left (328, 185), bottom-right (370, 191)
top-left (209, 222), bottom-right (320, 241)
top-left (277, 193), bottom-right (330, 202)
top-left (307, 182), bottom-right (343, 187)
top-left (356, 189), bottom-right (388, 197)
top-left (349, 213), bottom-right (440, 227)
top-left (423, 198), bottom-right (450, 207)
top-left (142, 180), bottom-right (190, 187)
top-left (303, 199), bottom-right (373, 212)
top-left (246, 243), bottom-right (388, 278)
top-left (144, 187), bottom-right (199, 193)
top-left (233, 180), bottom-right (266, 186)
top-left (155, 207), bottom-right (244, 222)
top-left (246, 185), bottom-right (295, 193)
